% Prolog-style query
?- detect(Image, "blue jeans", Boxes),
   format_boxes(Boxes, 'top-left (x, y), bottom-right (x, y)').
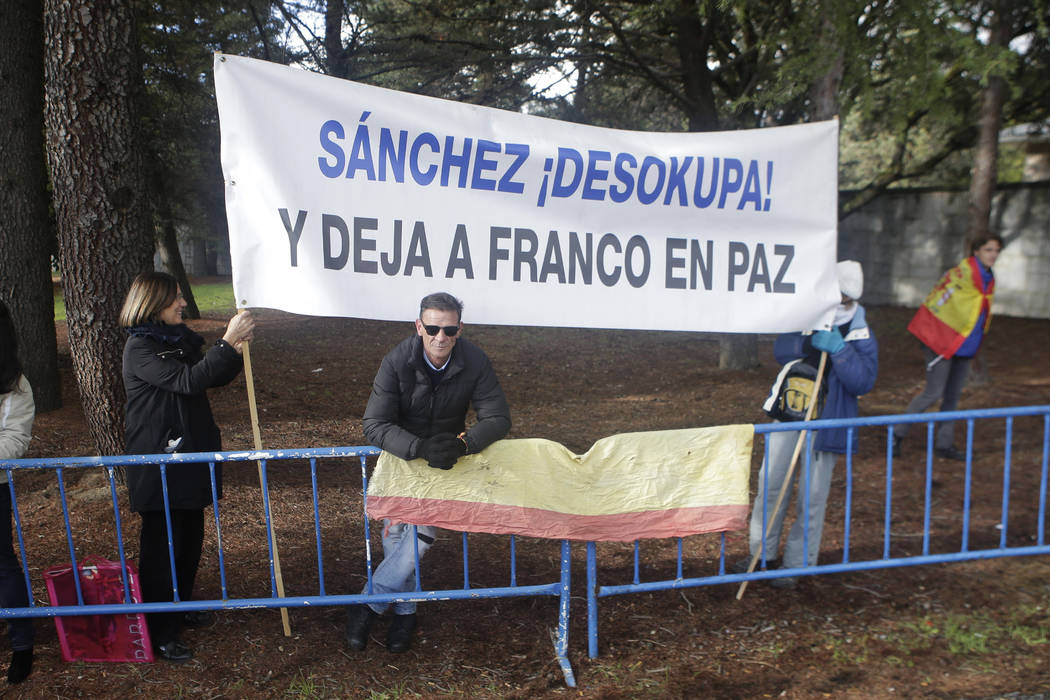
top-left (749, 430), bottom-right (837, 569)
top-left (362, 521), bottom-right (435, 616)
top-left (0, 487), bottom-right (34, 651)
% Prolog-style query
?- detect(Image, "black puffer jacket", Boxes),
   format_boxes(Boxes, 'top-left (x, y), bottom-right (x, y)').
top-left (362, 336), bottom-right (510, 460)
top-left (122, 324), bottom-right (243, 512)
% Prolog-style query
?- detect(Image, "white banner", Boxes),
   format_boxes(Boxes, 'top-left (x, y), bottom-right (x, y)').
top-left (215, 54), bottom-right (840, 333)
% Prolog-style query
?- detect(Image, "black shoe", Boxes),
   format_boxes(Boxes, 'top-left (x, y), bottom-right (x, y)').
top-left (7, 649), bottom-right (32, 684)
top-left (154, 639), bottom-right (193, 663)
top-left (935, 446), bottom-right (966, 461)
top-left (892, 436), bottom-right (902, 458)
top-left (182, 611), bottom-right (215, 628)
top-left (770, 576), bottom-right (799, 590)
top-left (732, 557), bottom-right (779, 574)
top-left (345, 604), bottom-right (378, 651)
top-left (386, 612), bottom-right (417, 654)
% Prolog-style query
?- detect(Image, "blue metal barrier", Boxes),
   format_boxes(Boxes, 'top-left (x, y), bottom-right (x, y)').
top-left (0, 447), bottom-right (576, 687)
top-left (584, 405), bottom-right (1050, 658)
top-left (5, 405), bottom-right (1049, 680)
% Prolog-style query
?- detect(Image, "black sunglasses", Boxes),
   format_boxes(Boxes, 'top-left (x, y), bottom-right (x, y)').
top-left (422, 324), bottom-right (460, 337)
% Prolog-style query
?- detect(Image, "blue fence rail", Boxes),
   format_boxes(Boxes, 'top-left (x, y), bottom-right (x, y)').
top-left (584, 404), bottom-right (1050, 658)
top-left (3, 405), bottom-right (1049, 685)
top-left (0, 447), bottom-right (576, 687)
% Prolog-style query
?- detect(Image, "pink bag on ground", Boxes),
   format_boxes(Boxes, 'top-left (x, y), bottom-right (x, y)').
top-left (43, 557), bottom-right (154, 663)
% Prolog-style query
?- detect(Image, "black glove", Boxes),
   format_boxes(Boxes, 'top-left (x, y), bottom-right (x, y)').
top-left (419, 433), bottom-right (466, 470)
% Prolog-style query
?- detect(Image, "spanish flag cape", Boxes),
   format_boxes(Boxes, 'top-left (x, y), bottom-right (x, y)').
top-left (906, 256), bottom-right (994, 358)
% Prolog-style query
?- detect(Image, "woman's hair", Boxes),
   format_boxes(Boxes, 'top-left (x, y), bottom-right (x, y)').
top-left (0, 300), bottom-right (23, 394)
top-left (970, 233), bottom-right (1005, 255)
top-left (119, 272), bottom-right (179, 327)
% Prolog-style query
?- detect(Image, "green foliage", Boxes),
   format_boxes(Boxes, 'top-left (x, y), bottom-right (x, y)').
top-left (129, 0), bottom-right (1050, 251)
top-left (136, 0), bottom-right (290, 250)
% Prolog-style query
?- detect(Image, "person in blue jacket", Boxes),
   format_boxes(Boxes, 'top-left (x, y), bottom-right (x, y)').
top-left (738, 260), bottom-right (878, 588)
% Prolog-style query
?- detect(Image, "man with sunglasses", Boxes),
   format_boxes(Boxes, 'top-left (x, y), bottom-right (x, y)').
top-left (348, 291), bottom-right (511, 654)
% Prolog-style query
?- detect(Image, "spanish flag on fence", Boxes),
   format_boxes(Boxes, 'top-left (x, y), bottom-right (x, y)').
top-left (366, 425), bottom-right (753, 542)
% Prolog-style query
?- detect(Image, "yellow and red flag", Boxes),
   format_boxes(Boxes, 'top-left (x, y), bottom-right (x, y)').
top-left (366, 425), bottom-right (752, 542)
top-left (907, 257), bottom-right (994, 358)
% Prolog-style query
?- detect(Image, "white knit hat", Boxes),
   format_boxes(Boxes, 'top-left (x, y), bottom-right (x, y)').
top-left (837, 260), bottom-right (863, 300)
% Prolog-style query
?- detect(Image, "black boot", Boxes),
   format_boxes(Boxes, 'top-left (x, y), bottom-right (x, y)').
top-left (7, 649), bottom-right (32, 684)
top-left (935, 445), bottom-right (966, 461)
top-left (386, 612), bottom-right (417, 653)
top-left (345, 604), bottom-right (378, 651)
top-left (153, 639), bottom-right (193, 663)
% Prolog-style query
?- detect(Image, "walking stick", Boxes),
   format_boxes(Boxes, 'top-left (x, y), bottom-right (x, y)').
top-left (240, 315), bottom-right (293, 636)
top-left (736, 351), bottom-right (828, 601)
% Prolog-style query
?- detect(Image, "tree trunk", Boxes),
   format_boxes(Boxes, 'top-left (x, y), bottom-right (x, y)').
top-left (967, 9), bottom-right (1010, 387)
top-left (43, 0), bottom-right (154, 455)
top-left (968, 12), bottom-right (1009, 246)
top-left (154, 222), bottom-right (200, 319)
top-left (325, 0), bottom-right (349, 78)
top-left (718, 333), bottom-right (760, 370)
top-left (0, 0), bottom-right (62, 412)
top-left (808, 3), bottom-right (844, 123)
top-left (150, 164), bottom-right (200, 319)
top-left (673, 0), bottom-right (720, 132)
top-left (672, 0), bottom-right (758, 367)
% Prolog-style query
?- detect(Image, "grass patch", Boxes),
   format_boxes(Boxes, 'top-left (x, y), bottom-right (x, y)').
top-left (900, 609), bottom-right (1049, 657)
top-left (285, 671), bottom-right (322, 699)
top-left (53, 278), bottom-right (235, 321)
top-left (185, 279), bottom-right (237, 315)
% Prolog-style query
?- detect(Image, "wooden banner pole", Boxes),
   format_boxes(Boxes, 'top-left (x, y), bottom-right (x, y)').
top-left (239, 320), bottom-right (292, 636)
top-left (737, 351), bottom-right (828, 601)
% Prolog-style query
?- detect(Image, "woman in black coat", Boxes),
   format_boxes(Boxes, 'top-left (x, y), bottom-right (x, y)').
top-left (119, 272), bottom-right (254, 662)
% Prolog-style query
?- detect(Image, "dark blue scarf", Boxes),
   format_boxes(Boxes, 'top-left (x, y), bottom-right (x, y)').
top-left (126, 323), bottom-right (204, 350)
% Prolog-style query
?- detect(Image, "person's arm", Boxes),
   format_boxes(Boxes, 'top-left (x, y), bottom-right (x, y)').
top-left (461, 355), bottom-right (510, 454)
top-left (126, 336), bottom-right (242, 396)
top-left (203, 311), bottom-right (254, 387)
top-left (828, 333), bottom-right (878, 397)
top-left (773, 332), bottom-right (816, 366)
top-left (0, 376), bottom-right (35, 460)
top-left (208, 339), bottom-right (246, 388)
top-left (361, 355), bottom-right (422, 460)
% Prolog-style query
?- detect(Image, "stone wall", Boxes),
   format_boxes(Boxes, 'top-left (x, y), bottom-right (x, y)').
top-left (839, 181), bottom-right (1050, 318)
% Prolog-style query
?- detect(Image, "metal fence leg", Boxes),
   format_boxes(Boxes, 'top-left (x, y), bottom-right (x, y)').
top-left (587, 540), bottom-right (598, 659)
top-left (554, 539), bottom-right (575, 687)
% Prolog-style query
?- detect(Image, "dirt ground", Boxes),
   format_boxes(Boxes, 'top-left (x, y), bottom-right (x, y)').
top-left (7, 301), bottom-right (1050, 699)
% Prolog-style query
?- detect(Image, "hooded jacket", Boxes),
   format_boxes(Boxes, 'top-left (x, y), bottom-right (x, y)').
top-left (773, 305), bottom-right (878, 454)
